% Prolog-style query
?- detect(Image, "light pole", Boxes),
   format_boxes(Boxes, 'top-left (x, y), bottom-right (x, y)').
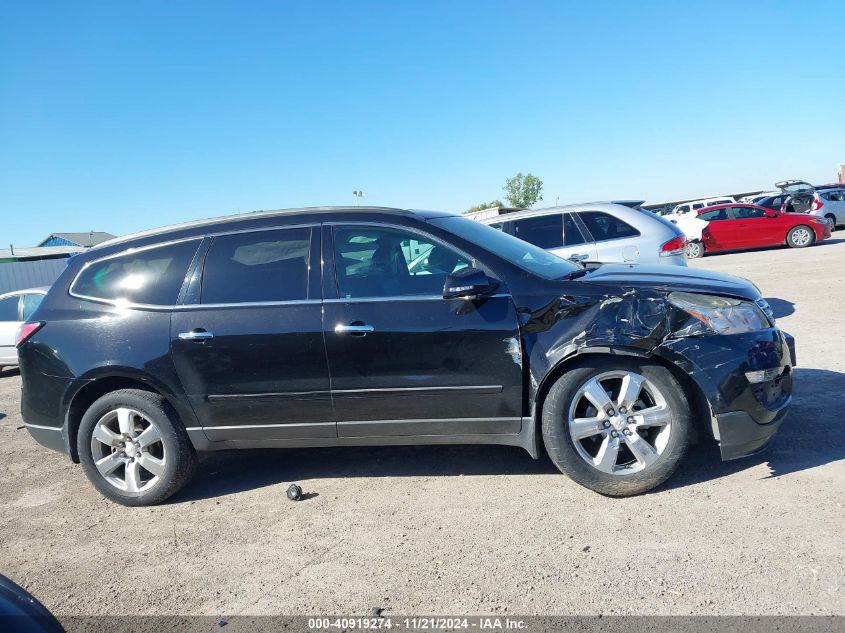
top-left (353, 190), bottom-right (365, 206)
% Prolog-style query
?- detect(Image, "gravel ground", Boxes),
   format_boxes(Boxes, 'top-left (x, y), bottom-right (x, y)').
top-left (0, 237), bottom-right (843, 620)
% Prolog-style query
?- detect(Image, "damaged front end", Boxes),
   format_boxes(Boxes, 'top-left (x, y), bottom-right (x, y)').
top-left (519, 284), bottom-right (794, 462)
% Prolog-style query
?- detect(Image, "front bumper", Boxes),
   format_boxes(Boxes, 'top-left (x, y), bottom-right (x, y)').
top-left (659, 328), bottom-right (795, 461)
top-left (716, 405), bottom-right (789, 461)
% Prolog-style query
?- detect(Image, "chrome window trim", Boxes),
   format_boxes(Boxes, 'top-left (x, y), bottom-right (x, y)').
top-left (68, 236), bottom-right (203, 309)
top-left (323, 293), bottom-right (509, 304)
top-left (173, 299), bottom-right (321, 310)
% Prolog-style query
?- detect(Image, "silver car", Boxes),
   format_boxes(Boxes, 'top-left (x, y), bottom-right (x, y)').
top-left (0, 287), bottom-right (48, 371)
top-left (480, 203), bottom-right (688, 266)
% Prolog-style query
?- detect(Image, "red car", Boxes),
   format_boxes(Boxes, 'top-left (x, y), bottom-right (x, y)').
top-left (696, 203), bottom-right (831, 256)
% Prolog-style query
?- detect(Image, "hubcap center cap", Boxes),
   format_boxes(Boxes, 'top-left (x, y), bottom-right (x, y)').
top-left (125, 443), bottom-right (138, 458)
top-left (609, 415), bottom-right (627, 431)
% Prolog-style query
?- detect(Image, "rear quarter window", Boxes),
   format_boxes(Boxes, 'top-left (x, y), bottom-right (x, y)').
top-left (71, 239), bottom-right (201, 306)
top-left (578, 211), bottom-right (641, 241)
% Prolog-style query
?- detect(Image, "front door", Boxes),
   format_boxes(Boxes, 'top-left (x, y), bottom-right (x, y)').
top-left (323, 223), bottom-right (523, 438)
top-left (170, 225), bottom-right (334, 441)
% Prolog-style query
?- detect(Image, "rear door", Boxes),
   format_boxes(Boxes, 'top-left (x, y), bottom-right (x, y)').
top-left (0, 295), bottom-right (22, 363)
top-left (575, 210), bottom-right (641, 263)
top-left (170, 225), bottom-right (334, 441)
top-left (698, 207), bottom-right (733, 251)
top-left (323, 223), bottom-right (523, 438)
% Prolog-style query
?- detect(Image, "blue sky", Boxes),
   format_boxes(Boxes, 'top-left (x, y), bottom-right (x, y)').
top-left (2, 0), bottom-right (842, 246)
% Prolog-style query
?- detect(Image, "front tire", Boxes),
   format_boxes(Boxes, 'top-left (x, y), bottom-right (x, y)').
top-left (786, 225), bottom-right (815, 248)
top-left (542, 357), bottom-right (692, 496)
top-left (78, 389), bottom-right (197, 506)
top-left (825, 215), bottom-right (837, 231)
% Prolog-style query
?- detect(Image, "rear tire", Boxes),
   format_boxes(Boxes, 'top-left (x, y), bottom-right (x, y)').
top-left (786, 225), bottom-right (815, 248)
top-left (825, 215), bottom-right (837, 231)
top-left (684, 240), bottom-right (704, 259)
top-left (77, 389), bottom-right (197, 506)
top-left (542, 357), bottom-right (692, 496)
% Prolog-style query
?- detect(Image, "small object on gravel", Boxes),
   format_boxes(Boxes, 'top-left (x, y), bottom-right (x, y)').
top-left (286, 484), bottom-right (303, 501)
top-left (217, 618), bottom-right (228, 628)
top-left (582, 545), bottom-right (591, 553)
top-left (370, 607), bottom-right (383, 617)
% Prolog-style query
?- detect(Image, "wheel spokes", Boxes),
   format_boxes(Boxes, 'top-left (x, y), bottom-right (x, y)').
top-left (95, 453), bottom-right (124, 477)
top-left (138, 454), bottom-right (165, 478)
top-left (136, 424), bottom-right (161, 449)
top-left (92, 423), bottom-right (121, 448)
top-left (632, 404), bottom-right (671, 429)
top-left (124, 461), bottom-right (142, 493)
top-left (624, 432), bottom-right (659, 468)
top-left (617, 372), bottom-right (645, 410)
top-left (581, 378), bottom-right (614, 412)
top-left (570, 415), bottom-right (607, 440)
top-left (593, 435), bottom-right (620, 473)
top-left (116, 408), bottom-right (134, 436)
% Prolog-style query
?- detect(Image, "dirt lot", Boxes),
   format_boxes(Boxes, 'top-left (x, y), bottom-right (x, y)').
top-left (1, 238), bottom-right (843, 620)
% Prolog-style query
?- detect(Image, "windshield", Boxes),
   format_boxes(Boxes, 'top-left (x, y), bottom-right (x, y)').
top-left (430, 216), bottom-right (580, 279)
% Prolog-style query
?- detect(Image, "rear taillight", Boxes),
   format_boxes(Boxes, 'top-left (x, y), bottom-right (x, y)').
top-left (660, 236), bottom-right (687, 257)
top-left (812, 196), bottom-right (823, 211)
top-left (16, 322), bottom-right (44, 347)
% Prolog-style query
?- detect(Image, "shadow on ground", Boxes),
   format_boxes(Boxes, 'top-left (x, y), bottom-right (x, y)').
top-left (0, 367), bottom-right (20, 378)
top-left (170, 367), bottom-right (844, 503)
top-left (701, 237), bottom-right (845, 257)
top-left (764, 297), bottom-right (796, 319)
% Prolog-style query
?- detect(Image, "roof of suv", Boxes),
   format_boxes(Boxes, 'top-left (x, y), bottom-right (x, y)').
top-left (95, 207), bottom-right (457, 251)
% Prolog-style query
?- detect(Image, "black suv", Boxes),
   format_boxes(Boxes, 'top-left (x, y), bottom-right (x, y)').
top-left (18, 208), bottom-right (795, 505)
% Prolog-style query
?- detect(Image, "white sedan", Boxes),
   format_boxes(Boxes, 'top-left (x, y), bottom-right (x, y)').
top-left (0, 287), bottom-right (48, 371)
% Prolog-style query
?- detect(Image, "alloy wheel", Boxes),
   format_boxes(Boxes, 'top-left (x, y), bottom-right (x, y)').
top-left (90, 407), bottom-right (167, 493)
top-left (568, 371), bottom-right (672, 475)
top-left (684, 241), bottom-right (703, 259)
top-left (792, 228), bottom-right (812, 246)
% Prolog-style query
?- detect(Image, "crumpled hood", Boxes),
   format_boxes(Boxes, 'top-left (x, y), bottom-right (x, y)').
top-left (579, 263), bottom-right (760, 301)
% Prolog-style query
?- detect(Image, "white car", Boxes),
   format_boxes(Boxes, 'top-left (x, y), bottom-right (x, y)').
top-left (811, 186), bottom-right (845, 230)
top-left (0, 287), bottom-right (48, 371)
top-left (480, 203), bottom-right (688, 266)
top-left (665, 196), bottom-right (736, 223)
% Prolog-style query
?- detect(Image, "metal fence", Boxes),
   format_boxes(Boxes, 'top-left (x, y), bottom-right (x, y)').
top-left (0, 258), bottom-right (69, 294)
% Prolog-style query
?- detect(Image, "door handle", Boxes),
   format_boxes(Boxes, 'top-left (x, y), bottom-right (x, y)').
top-left (568, 253), bottom-right (589, 262)
top-left (178, 329), bottom-right (214, 341)
top-left (335, 323), bottom-right (374, 334)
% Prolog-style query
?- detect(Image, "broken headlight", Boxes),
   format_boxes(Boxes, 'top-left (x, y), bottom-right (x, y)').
top-left (668, 292), bottom-right (769, 335)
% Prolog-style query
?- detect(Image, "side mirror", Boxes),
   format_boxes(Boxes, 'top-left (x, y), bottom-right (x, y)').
top-left (764, 209), bottom-right (778, 218)
top-left (443, 267), bottom-right (499, 300)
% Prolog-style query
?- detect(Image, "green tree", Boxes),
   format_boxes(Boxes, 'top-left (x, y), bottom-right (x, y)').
top-left (465, 200), bottom-right (504, 214)
top-left (503, 172), bottom-right (543, 208)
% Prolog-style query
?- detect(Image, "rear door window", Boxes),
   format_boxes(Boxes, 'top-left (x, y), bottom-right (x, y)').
top-left (699, 208), bottom-right (729, 221)
top-left (577, 211), bottom-right (640, 242)
top-left (511, 214), bottom-right (564, 249)
top-left (201, 228), bottom-right (311, 304)
top-left (72, 240), bottom-right (201, 306)
top-left (0, 296), bottom-right (20, 321)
